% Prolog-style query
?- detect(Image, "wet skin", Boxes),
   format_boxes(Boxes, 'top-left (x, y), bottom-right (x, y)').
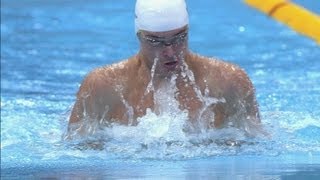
top-left (137, 26), bottom-right (189, 77)
top-left (68, 26), bottom-right (261, 137)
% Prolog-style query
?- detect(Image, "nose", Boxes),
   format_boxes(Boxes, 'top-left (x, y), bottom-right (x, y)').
top-left (163, 41), bottom-right (173, 46)
top-left (162, 44), bottom-right (175, 58)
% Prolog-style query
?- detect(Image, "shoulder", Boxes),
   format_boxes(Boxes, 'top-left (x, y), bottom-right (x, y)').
top-left (83, 56), bottom-right (137, 85)
top-left (189, 52), bottom-right (254, 94)
top-left (77, 57), bottom-right (135, 97)
top-left (190, 52), bottom-right (243, 73)
top-left (190, 52), bottom-right (249, 79)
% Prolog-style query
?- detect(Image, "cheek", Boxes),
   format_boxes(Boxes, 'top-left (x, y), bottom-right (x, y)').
top-left (173, 41), bottom-right (188, 51)
top-left (141, 45), bottom-right (155, 56)
top-left (179, 41), bottom-right (188, 50)
top-left (142, 47), bottom-right (160, 63)
top-left (147, 48), bottom-right (160, 57)
top-left (170, 44), bottom-right (188, 55)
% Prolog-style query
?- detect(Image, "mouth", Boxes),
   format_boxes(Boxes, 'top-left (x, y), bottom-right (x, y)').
top-left (164, 61), bottom-right (178, 68)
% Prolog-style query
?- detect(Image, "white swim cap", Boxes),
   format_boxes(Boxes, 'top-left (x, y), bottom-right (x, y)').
top-left (135, 0), bottom-right (189, 33)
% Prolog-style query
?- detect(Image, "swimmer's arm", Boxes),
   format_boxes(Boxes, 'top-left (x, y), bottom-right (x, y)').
top-left (239, 70), bottom-right (261, 123)
top-left (69, 95), bottom-right (84, 124)
top-left (212, 63), bottom-right (260, 126)
top-left (245, 87), bottom-right (260, 122)
top-left (207, 62), bottom-right (260, 127)
top-left (231, 66), bottom-right (261, 126)
top-left (68, 69), bottom-right (116, 125)
top-left (239, 74), bottom-right (265, 136)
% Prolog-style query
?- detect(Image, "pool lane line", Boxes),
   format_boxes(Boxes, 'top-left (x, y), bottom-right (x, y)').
top-left (244, 0), bottom-right (320, 44)
top-left (267, 1), bottom-right (289, 16)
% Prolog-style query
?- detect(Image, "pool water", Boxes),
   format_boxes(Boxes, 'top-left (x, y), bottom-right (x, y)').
top-left (1, 0), bottom-right (320, 179)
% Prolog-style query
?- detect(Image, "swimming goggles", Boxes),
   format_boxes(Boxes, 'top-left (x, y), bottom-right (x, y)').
top-left (138, 30), bottom-right (188, 47)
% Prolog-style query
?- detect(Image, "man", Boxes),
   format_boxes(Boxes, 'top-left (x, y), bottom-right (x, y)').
top-left (67, 0), bottom-right (262, 138)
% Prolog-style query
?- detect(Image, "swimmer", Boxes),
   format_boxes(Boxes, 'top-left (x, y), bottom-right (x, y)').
top-left (67, 0), bottom-right (262, 137)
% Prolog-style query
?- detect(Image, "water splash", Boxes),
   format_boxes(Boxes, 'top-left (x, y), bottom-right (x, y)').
top-left (179, 54), bottom-right (226, 131)
top-left (67, 110), bottom-right (252, 160)
top-left (57, 53), bottom-right (320, 160)
top-left (60, 54), bottom-right (267, 159)
top-left (115, 84), bottom-right (134, 125)
top-left (145, 57), bottom-right (159, 95)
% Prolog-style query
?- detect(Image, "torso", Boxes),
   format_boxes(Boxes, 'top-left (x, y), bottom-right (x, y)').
top-left (100, 52), bottom-right (242, 128)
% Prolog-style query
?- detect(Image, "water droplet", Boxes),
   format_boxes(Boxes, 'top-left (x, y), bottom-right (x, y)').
top-left (238, 26), bottom-right (245, 32)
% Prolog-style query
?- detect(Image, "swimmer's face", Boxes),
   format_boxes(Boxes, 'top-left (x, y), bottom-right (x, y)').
top-left (138, 26), bottom-right (189, 76)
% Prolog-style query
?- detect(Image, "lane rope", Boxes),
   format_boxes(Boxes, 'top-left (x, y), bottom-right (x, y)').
top-left (244, 0), bottom-right (320, 44)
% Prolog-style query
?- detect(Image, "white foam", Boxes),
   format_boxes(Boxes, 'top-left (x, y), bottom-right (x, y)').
top-left (145, 57), bottom-right (158, 95)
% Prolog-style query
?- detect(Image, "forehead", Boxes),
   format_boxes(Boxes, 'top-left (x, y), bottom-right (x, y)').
top-left (140, 25), bottom-right (188, 37)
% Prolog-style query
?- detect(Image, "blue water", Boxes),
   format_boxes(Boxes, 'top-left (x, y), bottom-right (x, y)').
top-left (1, 0), bottom-right (320, 179)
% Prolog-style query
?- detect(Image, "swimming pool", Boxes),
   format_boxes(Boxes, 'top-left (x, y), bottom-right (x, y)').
top-left (1, 0), bottom-right (320, 179)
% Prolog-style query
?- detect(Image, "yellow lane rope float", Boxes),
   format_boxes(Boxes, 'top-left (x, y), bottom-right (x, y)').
top-left (244, 0), bottom-right (320, 44)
